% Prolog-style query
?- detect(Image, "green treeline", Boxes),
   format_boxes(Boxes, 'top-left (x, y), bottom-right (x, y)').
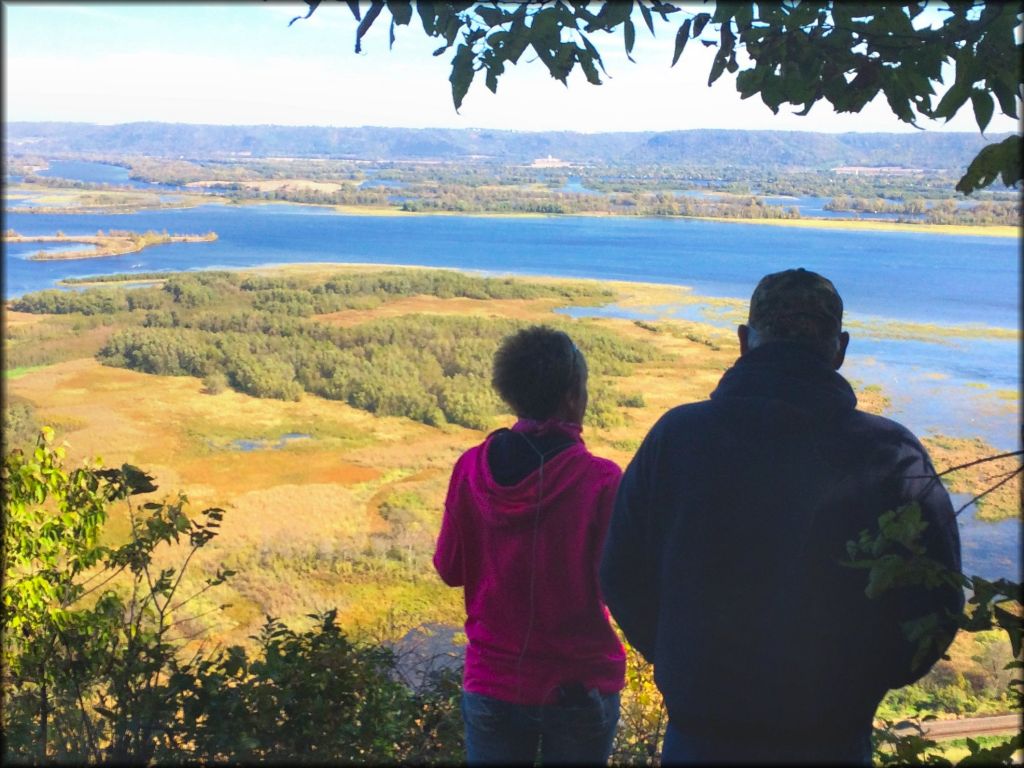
top-left (823, 196), bottom-right (1020, 225)
top-left (18, 174), bottom-right (131, 191)
top-left (253, 182), bottom-right (804, 219)
top-left (12, 270), bottom-right (653, 430)
top-left (60, 272), bottom-right (174, 284)
top-left (13, 269), bottom-right (611, 315)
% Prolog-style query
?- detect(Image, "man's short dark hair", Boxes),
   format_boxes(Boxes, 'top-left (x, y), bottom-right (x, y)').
top-left (492, 326), bottom-right (579, 420)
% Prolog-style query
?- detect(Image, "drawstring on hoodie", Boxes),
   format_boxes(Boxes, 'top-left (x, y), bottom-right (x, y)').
top-left (513, 429), bottom-right (575, 704)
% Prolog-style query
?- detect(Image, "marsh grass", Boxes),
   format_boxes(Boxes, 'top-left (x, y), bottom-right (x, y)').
top-left (4, 311), bottom-right (117, 370)
top-left (849, 382), bottom-right (892, 416)
top-left (5, 183), bottom-right (214, 213)
top-left (847, 318), bottom-right (1020, 343)
top-left (3, 274), bottom-right (679, 645)
top-left (921, 435), bottom-right (1021, 521)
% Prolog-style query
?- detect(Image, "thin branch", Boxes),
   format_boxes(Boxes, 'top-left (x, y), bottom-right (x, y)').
top-left (906, 449), bottom-right (1023, 479)
top-left (955, 465), bottom-right (1023, 516)
top-left (68, 563), bottom-right (129, 607)
top-left (984, 466), bottom-right (1024, 483)
top-left (163, 543), bottom-right (200, 614)
top-left (175, 622), bottom-right (225, 644)
top-left (168, 578), bottom-right (224, 614)
top-left (77, 560), bottom-right (120, 590)
top-left (166, 604), bottom-right (227, 632)
top-left (127, 497), bottom-right (141, 630)
top-left (184, 639), bottom-right (216, 667)
top-left (57, 630), bottom-right (101, 763)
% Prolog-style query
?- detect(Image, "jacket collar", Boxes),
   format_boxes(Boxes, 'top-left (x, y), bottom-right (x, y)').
top-left (711, 341), bottom-right (857, 415)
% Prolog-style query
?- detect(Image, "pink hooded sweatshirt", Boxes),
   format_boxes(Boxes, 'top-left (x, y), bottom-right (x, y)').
top-left (434, 419), bottom-right (626, 705)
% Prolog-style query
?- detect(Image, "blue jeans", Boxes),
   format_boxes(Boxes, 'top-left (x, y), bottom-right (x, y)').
top-left (461, 689), bottom-right (620, 765)
top-left (661, 721), bottom-right (873, 765)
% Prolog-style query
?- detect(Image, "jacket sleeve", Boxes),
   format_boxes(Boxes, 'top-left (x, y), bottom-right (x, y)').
top-left (883, 435), bottom-right (965, 688)
top-left (600, 426), bottom-right (663, 663)
top-left (433, 458), bottom-right (466, 587)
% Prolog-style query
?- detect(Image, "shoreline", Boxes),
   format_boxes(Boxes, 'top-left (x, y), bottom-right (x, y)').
top-left (315, 202), bottom-right (1022, 238)
top-left (54, 261), bottom-right (1021, 338)
top-left (6, 186), bottom-right (1017, 238)
top-left (6, 232), bottom-right (217, 261)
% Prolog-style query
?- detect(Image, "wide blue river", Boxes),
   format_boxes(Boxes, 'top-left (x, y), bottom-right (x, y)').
top-left (3, 178), bottom-right (1020, 581)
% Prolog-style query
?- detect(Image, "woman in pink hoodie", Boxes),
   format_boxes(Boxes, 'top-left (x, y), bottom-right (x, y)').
top-left (434, 326), bottom-right (626, 765)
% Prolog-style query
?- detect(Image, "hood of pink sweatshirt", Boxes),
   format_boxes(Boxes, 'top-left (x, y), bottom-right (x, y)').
top-left (468, 420), bottom-right (590, 529)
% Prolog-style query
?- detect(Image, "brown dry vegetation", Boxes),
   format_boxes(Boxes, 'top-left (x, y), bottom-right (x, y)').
top-left (316, 294), bottom-right (570, 327)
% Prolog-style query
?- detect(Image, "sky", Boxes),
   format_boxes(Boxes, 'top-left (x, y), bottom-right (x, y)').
top-left (2, 1), bottom-right (1019, 135)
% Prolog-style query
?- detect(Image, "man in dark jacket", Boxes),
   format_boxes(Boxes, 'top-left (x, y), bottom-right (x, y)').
top-left (600, 268), bottom-right (963, 764)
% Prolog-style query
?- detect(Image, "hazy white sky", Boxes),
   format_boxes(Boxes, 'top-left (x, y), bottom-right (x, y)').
top-left (2, 1), bottom-right (1018, 134)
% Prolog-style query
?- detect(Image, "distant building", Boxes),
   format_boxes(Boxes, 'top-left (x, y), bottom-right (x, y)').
top-left (531, 154), bottom-right (571, 168)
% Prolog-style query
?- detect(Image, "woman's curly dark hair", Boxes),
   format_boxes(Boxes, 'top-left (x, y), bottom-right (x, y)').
top-left (492, 326), bottom-right (580, 420)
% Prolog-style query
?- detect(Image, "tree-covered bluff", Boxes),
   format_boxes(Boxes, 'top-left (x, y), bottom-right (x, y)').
top-left (6, 122), bottom-right (1012, 171)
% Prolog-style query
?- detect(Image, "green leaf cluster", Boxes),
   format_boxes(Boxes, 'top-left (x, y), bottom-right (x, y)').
top-left (173, 609), bottom-right (463, 763)
top-left (2, 430), bottom-right (231, 763)
top-left (844, 502), bottom-right (1022, 764)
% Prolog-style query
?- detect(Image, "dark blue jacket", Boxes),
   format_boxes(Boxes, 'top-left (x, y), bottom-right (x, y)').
top-left (600, 342), bottom-right (963, 744)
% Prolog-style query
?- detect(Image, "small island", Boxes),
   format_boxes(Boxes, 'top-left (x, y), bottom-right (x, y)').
top-left (4, 228), bottom-right (217, 260)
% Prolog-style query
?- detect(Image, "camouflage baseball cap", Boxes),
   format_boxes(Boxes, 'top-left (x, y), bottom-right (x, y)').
top-left (747, 268), bottom-right (843, 339)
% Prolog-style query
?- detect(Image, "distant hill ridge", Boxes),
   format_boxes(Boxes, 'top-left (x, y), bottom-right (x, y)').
top-left (4, 121), bottom-right (1009, 170)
